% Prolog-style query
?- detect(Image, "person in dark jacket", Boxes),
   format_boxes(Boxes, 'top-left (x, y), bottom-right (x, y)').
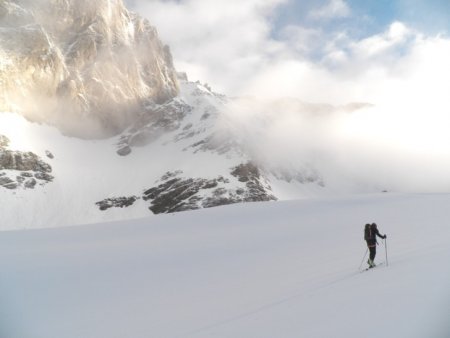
top-left (365, 223), bottom-right (386, 268)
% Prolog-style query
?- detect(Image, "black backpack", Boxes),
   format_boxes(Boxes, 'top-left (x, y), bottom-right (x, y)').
top-left (364, 224), bottom-right (373, 241)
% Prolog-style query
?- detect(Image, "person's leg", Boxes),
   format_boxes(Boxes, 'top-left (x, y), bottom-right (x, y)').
top-left (368, 246), bottom-right (376, 267)
top-left (370, 246), bottom-right (376, 261)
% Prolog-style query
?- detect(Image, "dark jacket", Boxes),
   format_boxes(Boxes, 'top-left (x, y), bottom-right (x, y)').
top-left (366, 225), bottom-right (385, 247)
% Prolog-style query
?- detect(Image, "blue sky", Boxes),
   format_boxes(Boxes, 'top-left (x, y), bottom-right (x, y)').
top-left (273, 0), bottom-right (450, 38)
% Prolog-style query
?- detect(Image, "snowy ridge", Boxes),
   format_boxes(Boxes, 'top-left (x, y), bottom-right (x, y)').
top-left (0, 193), bottom-right (449, 337)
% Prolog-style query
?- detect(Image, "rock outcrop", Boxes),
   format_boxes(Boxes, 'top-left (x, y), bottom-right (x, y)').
top-left (0, 134), bottom-right (54, 189)
top-left (138, 164), bottom-right (277, 214)
top-left (96, 196), bottom-right (140, 211)
top-left (116, 98), bottom-right (193, 155)
top-left (142, 174), bottom-right (231, 214)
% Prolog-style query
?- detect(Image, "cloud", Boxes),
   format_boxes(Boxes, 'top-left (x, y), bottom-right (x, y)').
top-left (349, 22), bottom-right (412, 59)
top-left (309, 0), bottom-right (351, 20)
top-left (279, 25), bottom-right (323, 56)
top-left (127, 0), bottom-right (287, 93)
top-left (126, 0), bottom-right (450, 193)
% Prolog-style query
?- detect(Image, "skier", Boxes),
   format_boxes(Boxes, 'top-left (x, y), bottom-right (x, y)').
top-left (364, 223), bottom-right (386, 268)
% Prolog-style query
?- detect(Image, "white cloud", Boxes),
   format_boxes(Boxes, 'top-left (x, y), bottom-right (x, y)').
top-left (126, 0), bottom-right (450, 193)
top-left (309, 0), bottom-right (351, 20)
top-left (279, 25), bottom-right (323, 55)
top-left (349, 22), bottom-right (412, 58)
top-left (128, 0), bottom-right (287, 93)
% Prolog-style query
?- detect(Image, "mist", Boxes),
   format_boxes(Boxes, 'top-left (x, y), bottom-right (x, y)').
top-left (124, 0), bottom-right (450, 193)
top-left (217, 95), bottom-right (450, 193)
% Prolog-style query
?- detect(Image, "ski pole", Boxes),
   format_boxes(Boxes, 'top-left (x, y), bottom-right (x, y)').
top-left (358, 248), bottom-right (368, 271)
top-left (385, 237), bottom-right (388, 266)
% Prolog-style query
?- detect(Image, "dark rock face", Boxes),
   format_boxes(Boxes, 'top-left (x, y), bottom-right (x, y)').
top-left (24, 178), bottom-right (37, 189)
top-left (117, 99), bottom-right (193, 154)
top-left (94, 163), bottom-right (279, 215)
top-left (45, 150), bottom-right (54, 159)
top-left (230, 162), bottom-right (277, 203)
top-left (0, 151), bottom-right (52, 172)
top-left (116, 145), bottom-right (132, 157)
top-left (186, 133), bottom-right (242, 155)
top-left (95, 162), bottom-right (278, 214)
top-left (0, 134), bottom-right (54, 189)
top-left (231, 162), bottom-right (260, 182)
top-left (0, 176), bottom-right (17, 189)
top-left (142, 175), bottom-right (230, 214)
top-left (113, 81), bottom-right (235, 158)
top-left (96, 196), bottom-right (140, 211)
top-left (142, 166), bottom-right (276, 215)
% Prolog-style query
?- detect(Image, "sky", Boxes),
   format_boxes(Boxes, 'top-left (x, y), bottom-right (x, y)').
top-left (125, 0), bottom-right (450, 98)
top-left (274, 0), bottom-right (450, 38)
top-left (124, 0), bottom-right (450, 192)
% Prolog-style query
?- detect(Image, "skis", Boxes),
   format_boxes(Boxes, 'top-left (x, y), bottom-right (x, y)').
top-left (360, 262), bottom-right (385, 272)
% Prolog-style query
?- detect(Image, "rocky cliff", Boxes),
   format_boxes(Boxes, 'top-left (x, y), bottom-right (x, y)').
top-left (0, 0), bottom-right (178, 138)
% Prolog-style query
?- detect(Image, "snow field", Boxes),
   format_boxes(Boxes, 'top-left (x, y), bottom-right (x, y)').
top-left (0, 193), bottom-right (449, 338)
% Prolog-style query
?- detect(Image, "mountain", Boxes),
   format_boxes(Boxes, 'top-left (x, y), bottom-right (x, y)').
top-left (0, 0), bottom-right (178, 138)
top-left (0, 78), bottom-right (329, 230)
top-left (0, 0), bottom-right (372, 230)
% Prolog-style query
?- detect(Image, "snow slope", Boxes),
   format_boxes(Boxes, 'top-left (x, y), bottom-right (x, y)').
top-left (0, 79), bottom-right (328, 230)
top-left (0, 193), bottom-right (449, 338)
top-left (0, 82), bottom-right (242, 229)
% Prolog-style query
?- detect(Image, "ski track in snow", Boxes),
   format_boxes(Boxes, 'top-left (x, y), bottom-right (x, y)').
top-left (178, 268), bottom-right (361, 337)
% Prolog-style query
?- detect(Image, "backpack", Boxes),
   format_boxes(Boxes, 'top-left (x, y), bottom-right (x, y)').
top-left (364, 224), bottom-right (372, 241)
